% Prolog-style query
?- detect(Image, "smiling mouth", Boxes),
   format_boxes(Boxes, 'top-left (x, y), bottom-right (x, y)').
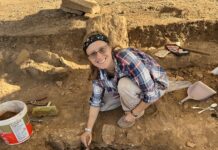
top-left (97, 58), bottom-right (106, 64)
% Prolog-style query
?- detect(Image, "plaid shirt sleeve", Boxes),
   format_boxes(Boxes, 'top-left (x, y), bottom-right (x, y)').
top-left (89, 80), bottom-right (104, 107)
top-left (118, 49), bottom-right (169, 103)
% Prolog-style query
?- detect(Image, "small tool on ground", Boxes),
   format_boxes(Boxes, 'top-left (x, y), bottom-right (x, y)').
top-left (32, 101), bottom-right (58, 117)
top-left (165, 44), bottom-right (210, 56)
top-left (179, 81), bottom-right (216, 105)
top-left (192, 106), bottom-right (204, 110)
top-left (198, 103), bottom-right (217, 114)
top-left (26, 96), bottom-right (48, 106)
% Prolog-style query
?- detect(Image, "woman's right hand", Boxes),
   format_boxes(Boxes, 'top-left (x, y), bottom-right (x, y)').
top-left (80, 131), bottom-right (92, 148)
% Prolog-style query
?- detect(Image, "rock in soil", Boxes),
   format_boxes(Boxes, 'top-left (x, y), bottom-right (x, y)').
top-left (102, 124), bottom-right (116, 145)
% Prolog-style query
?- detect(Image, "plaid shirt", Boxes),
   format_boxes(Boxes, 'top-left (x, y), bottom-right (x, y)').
top-left (89, 48), bottom-right (169, 107)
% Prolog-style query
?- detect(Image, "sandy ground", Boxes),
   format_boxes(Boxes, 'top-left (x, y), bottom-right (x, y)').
top-left (0, 0), bottom-right (218, 150)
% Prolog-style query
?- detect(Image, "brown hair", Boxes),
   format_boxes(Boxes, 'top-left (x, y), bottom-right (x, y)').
top-left (83, 32), bottom-right (122, 80)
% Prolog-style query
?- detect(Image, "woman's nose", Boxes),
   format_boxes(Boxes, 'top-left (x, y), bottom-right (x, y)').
top-left (95, 51), bottom-right (104, 59)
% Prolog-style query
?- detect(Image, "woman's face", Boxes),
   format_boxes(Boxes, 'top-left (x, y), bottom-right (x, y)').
top-left (86, 41), bottom-right (113, 70)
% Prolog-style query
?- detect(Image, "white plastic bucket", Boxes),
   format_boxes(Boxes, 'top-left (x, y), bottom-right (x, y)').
top-left (0, 100), bottom-right (33, 145)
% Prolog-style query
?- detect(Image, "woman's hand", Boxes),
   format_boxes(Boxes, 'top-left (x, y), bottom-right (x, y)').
top-left (80, 131), bottom-right (92, 148)
top-left (124, 112), bottom-right (136, 122)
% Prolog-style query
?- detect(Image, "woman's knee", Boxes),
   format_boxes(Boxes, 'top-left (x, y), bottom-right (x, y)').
top-left (118, 78), bottom-right (131, 94)
top-left (118, 77), bottom-right (141, 95)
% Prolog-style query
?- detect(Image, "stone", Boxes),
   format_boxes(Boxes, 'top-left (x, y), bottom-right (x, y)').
top-left (79, 122), bottom-right (86, 127)
top-left (33, 50), bottom-right (61, 66)
top-left (186, 141), bottom-right (196, 148)
top-left (15, 49), bottom-right (30, 65)
top-left (154, 49), bottom-right (170, 58)
top-left (61, 0), bottom-right (100, 14)
top-left (148, 47), bottom-right (156, 51)
top-left (46, 128), bottom-right (81, 149)
top-left (136, 125), bottom-right (142, 130)
top-left (60, 57), bottom-right (89, 70)
top-left (56, 81), bottom-right (63, 87)
top-left (194, 71), bottom-right (203, 78)
top-left (86, 14), bottom-right (129, 48)
top-left (102, 124), bottom-right (116, 145)
top-left (20, 59), bottom-right (68, 80)
top-left (175, 75), bottom-right (184, 81)
top-left (47, 134), bottom-right (65, 150)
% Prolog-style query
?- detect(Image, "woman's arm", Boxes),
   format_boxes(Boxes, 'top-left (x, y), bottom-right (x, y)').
top-left (86, 106), bottom-right (100, 131)
top-left (81, 79), bottom-right (104, 147)
top-left (86, 80), bottom-right (104, 129)
top-left (81, 106), bottom-right (100, 147)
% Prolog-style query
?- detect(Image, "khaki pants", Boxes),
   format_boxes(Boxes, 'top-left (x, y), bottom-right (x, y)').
top-left (100, 77), bottom-right (142, 112)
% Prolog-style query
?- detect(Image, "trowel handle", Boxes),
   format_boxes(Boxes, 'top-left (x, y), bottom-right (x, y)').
top-left (179, 96), bottom-right (190, 105)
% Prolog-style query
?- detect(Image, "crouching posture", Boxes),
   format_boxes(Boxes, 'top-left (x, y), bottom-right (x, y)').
top-left (80, 32), bottom-right (169, 147)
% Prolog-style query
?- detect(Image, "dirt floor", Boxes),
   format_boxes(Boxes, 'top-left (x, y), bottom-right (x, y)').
top-left (0, 0), bottom-right (218, 150)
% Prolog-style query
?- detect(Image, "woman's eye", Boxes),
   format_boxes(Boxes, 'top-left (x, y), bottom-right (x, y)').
top-left (89, 52), bottom-right (95, 57)
top-left (99, 48), bottom-right (104, 52)
top-left (100, 47), bottom-right (106, 53)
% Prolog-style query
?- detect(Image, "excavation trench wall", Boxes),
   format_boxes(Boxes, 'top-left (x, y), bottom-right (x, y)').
top-left (128, 20), bottom-right (218, 48)
top-left (1, 20), bottom-right (217, 70)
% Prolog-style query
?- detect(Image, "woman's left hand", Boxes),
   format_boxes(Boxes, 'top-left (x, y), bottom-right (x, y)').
top-left (125, 113), bottom-right (136, 122)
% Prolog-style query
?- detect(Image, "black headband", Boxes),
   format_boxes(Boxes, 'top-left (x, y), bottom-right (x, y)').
top-left (83, 33), bottom-right (109, 52)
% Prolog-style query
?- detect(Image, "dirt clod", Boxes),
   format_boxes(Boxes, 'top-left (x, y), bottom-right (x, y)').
top-left (186, 141), bottom-right (196, 148)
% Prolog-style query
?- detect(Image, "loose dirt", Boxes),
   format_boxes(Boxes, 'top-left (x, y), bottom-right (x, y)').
top-left (0, 112), bottom-right (18, 121)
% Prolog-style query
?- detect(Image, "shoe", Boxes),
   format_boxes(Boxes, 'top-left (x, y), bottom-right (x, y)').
top-left (117, 115), bottom-right (135, 128)
top-left (135, 110), bottom-right (145, 119)
top-left (117, 110), bottom-right (145, 128)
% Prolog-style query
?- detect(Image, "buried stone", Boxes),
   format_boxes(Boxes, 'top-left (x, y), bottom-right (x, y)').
top-left (20, 59), bottom-right (69, 80)
top-left (102, 124), bottom-right (116, 145)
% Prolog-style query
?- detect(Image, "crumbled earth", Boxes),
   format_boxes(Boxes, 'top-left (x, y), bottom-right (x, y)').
top-left (0, 0), bottom-right (218, 150)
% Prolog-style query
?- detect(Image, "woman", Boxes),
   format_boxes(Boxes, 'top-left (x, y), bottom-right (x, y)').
top-left (80, 32), bottom-right (169, 147)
